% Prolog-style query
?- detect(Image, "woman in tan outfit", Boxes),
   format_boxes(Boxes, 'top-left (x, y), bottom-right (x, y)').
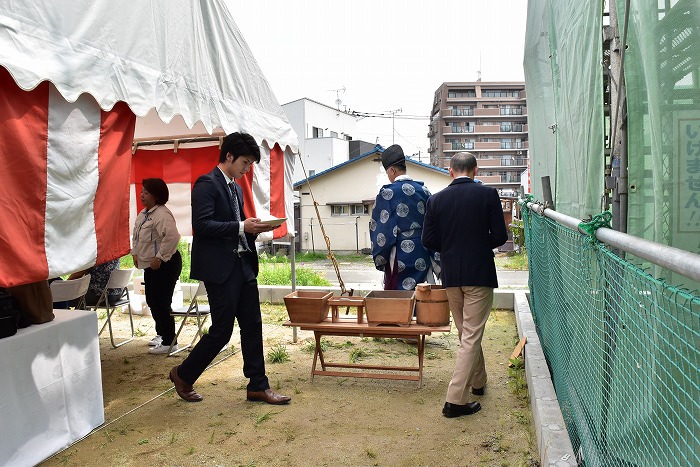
top-left (131, 178), bottom-right (182, 354)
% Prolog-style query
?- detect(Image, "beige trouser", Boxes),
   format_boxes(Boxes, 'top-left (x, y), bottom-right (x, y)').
top-left (445, 286), bottom-right (494, 405)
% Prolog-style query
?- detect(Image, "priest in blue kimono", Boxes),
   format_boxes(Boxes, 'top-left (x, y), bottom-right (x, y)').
top-left (370, 145), bottom-right (440, 290)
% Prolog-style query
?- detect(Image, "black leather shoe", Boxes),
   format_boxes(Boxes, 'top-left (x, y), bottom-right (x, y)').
top-left (246, 388), bottom-right (291, 405)
top-left (169, 366), bottom-right (203, 402)
top-left (472, 386), bottom-right (485, 396)
top-left (442, 401), bottom-right (481, 418)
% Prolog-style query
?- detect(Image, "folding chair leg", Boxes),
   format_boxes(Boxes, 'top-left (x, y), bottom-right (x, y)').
top-left (99, 304), bottom-right (135, 348)
top-left (168, 315), bottom-right (190, 356)
top-left (168, 312), bottom-right (210, 356)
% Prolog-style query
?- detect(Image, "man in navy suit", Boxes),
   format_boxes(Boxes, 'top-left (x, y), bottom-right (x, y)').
top-left (168, 132), bottom-right (291, 405)
top-left (422, 152), bottom-right (508, 418)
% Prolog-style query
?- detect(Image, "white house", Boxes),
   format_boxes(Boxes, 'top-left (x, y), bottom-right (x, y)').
top-left (294, 146), bottom-right (451, 254)
top-left (283, 98), bottom-right (358, 181)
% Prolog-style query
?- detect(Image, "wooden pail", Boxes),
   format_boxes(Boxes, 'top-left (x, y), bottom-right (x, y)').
top-left (415, 284), bottom-right (450, 326)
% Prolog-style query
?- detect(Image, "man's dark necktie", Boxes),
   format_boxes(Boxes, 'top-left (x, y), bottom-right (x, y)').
top-left (228, 181), bottom-right (250, 251)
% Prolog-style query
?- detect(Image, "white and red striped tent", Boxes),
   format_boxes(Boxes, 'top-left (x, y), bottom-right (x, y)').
top-left (0, 0), bottom-right (298, 287)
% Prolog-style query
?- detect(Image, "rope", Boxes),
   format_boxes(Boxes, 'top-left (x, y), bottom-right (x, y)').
top-left (298, 155), bottom-right (351, 296)
top-left (578, 211), bottom-right (612, 237)
top-left (519, 194), bottom-right (536, 206)
top-left (42, 348), bottom-right (238, 462)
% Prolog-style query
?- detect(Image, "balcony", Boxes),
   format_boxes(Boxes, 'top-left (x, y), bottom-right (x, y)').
top-left (476, 175), bottom-right (501, 184)
top-left (474, 141), bottom-right (502, 150)
top-left (474, 124), bottom-right (502, 133)
top-left (442, 108), bottom-right (474, 117)
top-left (442, 126), bottom-right (474, 134)
top-left (500, 141), bottom-right (529, 150)
top-left (478, 157), bottom-right (528, 168)
top-left (474, 108), bottom-right (500, 117)
top-left (443, 142), bottom-right (475, 152)
top-left (500, 107), bottom-right (527, 116)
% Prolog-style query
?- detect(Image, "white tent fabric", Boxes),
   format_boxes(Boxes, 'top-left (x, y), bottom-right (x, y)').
top-left (0, 0), bottom-right (298, 287)
top-left (0, 0), bottom-right (298, 153)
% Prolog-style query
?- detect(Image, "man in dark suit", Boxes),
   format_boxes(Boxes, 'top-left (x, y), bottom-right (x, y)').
top-left (169, 132), bottom-right (291, 405)
top-left (422, 152), bottom-right (508, 418)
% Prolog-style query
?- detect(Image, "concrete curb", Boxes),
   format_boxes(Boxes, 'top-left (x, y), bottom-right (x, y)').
top-left (514, 291), bottom-right (577, 466)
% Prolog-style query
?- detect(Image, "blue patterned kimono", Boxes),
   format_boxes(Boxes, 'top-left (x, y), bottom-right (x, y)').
top-left (370, 177), bottom-right (440, 290)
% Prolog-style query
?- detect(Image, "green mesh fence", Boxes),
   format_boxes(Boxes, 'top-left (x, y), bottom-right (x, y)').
top-left (522, 205), bottom-right (700, 466)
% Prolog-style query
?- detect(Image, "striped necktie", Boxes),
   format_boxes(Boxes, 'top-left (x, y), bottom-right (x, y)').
top-left (228, 181), bottom-right (250, 251)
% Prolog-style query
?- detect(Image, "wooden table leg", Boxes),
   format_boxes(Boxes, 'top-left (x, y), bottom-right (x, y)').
top-left (312, 332), bottom-right (327, 381)
top-left (331, 305), bottom-right (339, 322)
top-left (417, 334), bottom-right (426, 388)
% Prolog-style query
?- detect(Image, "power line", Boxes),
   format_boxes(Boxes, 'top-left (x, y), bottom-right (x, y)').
top-left (350, 111), bottom-right (429, 120)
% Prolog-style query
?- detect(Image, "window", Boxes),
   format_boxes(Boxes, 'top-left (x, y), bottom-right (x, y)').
top-left (330, 131), bottom-right (338, 138)
top-left (331, 205), bottom-right (348, 216)
top-left (308, 170), bottom-right (315, 176)
top-left (449, 106), bottom-right (473, 116)
top-left (501, 123), bottom-right (524, 132)
top-left (312, 127), bottom-right (324, 138)
top-left (331, 204), bottom-right (368, 216)
top-left (351, 204), bottom-right (369, 215)
top-left (482, 90), bottom-right (521, 98)
top-left (451, 141), bottom-right (474, 150)
top-left (500, 105), bottom-right (523, 115)
top-left (447, 89), bottom-right (476, 98)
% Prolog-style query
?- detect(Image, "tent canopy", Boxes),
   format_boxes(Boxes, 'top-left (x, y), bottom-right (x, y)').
top-left (0, 0), bottom-right (298, 287)
top-left (0, 0), bottom-right (298, 153)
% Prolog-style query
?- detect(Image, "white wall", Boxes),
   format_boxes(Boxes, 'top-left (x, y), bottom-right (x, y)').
top-left (283, 98), bottom-right (358, 182)
top-left (297, 137), bottom-right (350, 181)
top-left (296, 155), bottom-right (451, 253)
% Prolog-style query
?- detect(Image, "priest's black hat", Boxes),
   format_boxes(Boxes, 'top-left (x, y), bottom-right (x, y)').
top-left (381, 144), bottom-right (405, 169)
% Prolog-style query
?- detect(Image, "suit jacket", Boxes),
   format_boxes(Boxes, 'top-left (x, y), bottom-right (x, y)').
top-left (190, 168), bottom-right (258, 284)
top-left (422, 177), bottom-right (508, 288)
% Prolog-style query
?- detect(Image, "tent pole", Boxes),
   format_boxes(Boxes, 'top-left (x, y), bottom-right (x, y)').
top-left (290, 233), bottom-right (298, 343)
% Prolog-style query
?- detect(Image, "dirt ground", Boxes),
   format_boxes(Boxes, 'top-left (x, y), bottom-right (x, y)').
top-left (40, 304), bottom-right (538, 467)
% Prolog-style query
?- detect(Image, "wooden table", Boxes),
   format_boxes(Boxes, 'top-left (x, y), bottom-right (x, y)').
top-left (285, 316), bottom-right (450, 387)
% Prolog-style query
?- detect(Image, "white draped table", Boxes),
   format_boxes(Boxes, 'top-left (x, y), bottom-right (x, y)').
top-left (0, 309), bottom-right (104, 466)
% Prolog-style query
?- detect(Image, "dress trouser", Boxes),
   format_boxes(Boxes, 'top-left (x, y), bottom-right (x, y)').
top-left (178, 253), bottom-right (269, 392)
top-left (445, 286), bottom-right (494, 405)
top-left (144, 250), bottom-right (182, 346)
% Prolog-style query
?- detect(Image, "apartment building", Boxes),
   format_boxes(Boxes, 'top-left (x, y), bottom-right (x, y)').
top-left (428, 82), bottom-right (528, 195)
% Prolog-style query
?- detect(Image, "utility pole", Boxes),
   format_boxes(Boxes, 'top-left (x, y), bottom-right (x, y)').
top-left (387, 108), bottom-right (402, 144)
top-left (327, 86), bottom-right (346, 110)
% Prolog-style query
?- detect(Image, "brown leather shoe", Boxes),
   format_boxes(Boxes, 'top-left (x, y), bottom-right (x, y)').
top-left (169, 366), bottom-right (203, 402)
top-left (246, 388), bottom-right (291, 405)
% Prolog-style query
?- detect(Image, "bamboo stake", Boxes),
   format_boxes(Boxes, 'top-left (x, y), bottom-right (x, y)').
top-left (298, 155), bottom-right (352, 297)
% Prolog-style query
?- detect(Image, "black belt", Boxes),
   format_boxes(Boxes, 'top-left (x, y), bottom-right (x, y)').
top-left (234, 249), bottom-right (254, 257)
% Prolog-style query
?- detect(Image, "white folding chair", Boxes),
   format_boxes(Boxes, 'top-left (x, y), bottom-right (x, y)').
top-left (92, 268), bottom-right (134, 348)
top-left (50, 274), bottom-right (91, 309)
top-left (168, 281), bottom-right (210, 356)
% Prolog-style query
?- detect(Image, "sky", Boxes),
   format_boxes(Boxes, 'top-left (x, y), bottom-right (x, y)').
top-left (226, 0), bottom-right (528, 159)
